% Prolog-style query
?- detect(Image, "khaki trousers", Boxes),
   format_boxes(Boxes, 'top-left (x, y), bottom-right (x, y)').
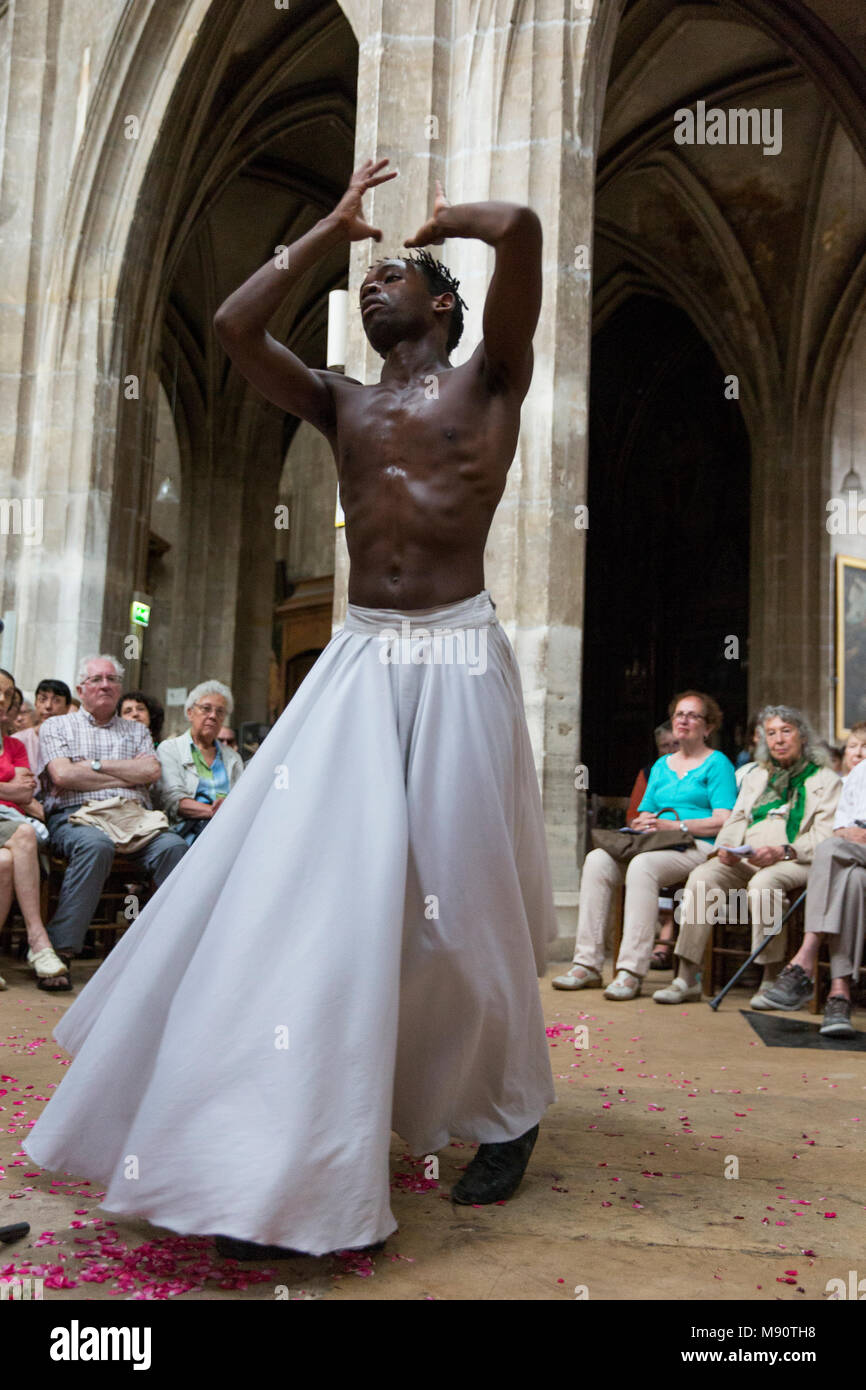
top-left (675, 857), bottom-right (809, 967)
top-left (573, 842), bottom-right (713, 978)
top-left (804, 837), bottom-right (866, 981)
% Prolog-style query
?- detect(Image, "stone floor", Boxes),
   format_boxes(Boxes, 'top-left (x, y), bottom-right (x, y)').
top-left (1, 952), bottom-right (863, 1302)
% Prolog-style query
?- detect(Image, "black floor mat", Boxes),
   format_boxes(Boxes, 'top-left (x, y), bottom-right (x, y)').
top-left (741, 1009), bottom-right (866, 1051)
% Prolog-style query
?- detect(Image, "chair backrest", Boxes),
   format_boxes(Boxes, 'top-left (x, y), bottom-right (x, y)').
top-left (589, 794), bottom-right (630, 831)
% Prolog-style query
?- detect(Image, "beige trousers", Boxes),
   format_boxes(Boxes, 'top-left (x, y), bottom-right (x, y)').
top-left (675, 857), bottom-right (809, 967)
top-left (803, 837), bottom-right (866, 981)
top-left (573, 842), bottom-right (713, 978)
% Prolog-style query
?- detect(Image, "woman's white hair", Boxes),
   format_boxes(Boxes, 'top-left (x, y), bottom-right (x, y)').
top-left (76, 654), bottom-right (124, 687)
top-left (754, 704), bottom-right (828, 767)
top-left (185, 679), bottom-right (234, 720)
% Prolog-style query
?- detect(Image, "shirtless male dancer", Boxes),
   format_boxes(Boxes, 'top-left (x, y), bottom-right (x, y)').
top-left (214, 158), bottom-right (550, 1246)
top-left (25, 159), bottom-right (557, 1260)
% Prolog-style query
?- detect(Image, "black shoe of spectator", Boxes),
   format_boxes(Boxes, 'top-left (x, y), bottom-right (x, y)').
top-left (451, 1124), bottom-right (539, 1205)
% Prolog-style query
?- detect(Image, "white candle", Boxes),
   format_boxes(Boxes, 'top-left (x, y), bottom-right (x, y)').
top-left (327, 289), bottom-right (348, 372)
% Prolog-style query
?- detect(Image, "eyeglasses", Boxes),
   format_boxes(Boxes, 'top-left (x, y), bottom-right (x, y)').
top-left (83, 675), bottom-right (121, 686)
top-left (194, 703), bottom-right (227, 717)
top-left (673, 712), bottom-right (705, 722)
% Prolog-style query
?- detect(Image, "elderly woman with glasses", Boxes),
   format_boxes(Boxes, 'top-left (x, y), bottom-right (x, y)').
top-left (554, 690), bottom-right (738, 1000)
top-left (157, 681), bottom-right (244, 845)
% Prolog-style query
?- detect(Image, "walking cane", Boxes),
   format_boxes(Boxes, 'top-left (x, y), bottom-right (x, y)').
top-left (708, 889), bottom-right (808, 1011)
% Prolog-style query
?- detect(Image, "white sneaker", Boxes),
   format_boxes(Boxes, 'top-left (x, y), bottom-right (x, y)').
top-left (604, 969), bottom-right (641, 1000)
top-left (653, 975), bottom-right (702, 1004)
top-left (0, 972), bottom-right (6, 991)
top-left (552, 964), bottom-right (603, 991)
top-left (749, 990), bottom-right (777, 1010)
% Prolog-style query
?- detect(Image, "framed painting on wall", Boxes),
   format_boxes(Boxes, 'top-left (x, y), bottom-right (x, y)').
top-left (836, 554), bottom-right (866, 739)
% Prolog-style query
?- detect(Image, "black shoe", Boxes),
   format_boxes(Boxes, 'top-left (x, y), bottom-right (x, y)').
top-left (215, 1234), bottom-right (307, 1260)
top-left (0, 1222), bottom-right (30, 1244)
top-left (215, 1234), bottom-right (386, 1261)
top-left (451, 1124), bottom-right (539, 1205)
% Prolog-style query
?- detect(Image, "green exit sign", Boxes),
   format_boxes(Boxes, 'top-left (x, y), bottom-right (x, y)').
top-left (131, 600), bottom-right (150, 627)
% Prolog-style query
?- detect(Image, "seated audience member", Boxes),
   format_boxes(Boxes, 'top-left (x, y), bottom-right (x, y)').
top-left (553, 691), bottom-right (737, 1000)
top-left (816, 740), bottom-right (844, 775)
top-left (11, 698), bottom-right (39, 772)
top-left (34, 679), bottom-right (73, 725)
top-left (12, 679), bottom-right (72, 773)
top-left (158, 681), bottom-right (244, 845)
top-left (0, 668), bottom-right (69, 991)
top-left (735, 713), bottom-right (760, 787)
top-left (626, 721), bottom-right (680, 969)
top-left (14, 699), bottom-right (38, 731)
top-left (118, 689), bottom-right (165, 745)
top-left (654, 704), bottom-right (841, 1007)
top-left (626, 722), bottom-right (678, 824)
top-left (0, 685), bottom-right (22, 736)
top-left (38, 655), bottom-right (187, 973)
top-left (755, 756), bottom-right (866, 1035)
top-left (840, 722), bottom-right (866, 778)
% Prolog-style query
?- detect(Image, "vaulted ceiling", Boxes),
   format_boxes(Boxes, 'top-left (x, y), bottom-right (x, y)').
top-left (595, 0), bottom-right (866, 435)
top-left (156, 0), bottom-right (357, 453)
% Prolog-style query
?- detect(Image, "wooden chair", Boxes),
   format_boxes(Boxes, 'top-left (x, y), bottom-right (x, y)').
top-left (41, 852), bottom-right (154, 957)
top-left (702, 892), bottom-right (812, 1005)
top-left (0, 855), bottom-right (154, 960)
top-left (588, 794), bottom-right (630, 832)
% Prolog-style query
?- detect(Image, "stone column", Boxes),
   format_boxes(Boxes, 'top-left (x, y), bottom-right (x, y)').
top-left (0, 0), bottom-right (215, 689)
top-left (0, 0), bottom-right (60, 673)
top-left (334, 1), bottom-right (622, 949)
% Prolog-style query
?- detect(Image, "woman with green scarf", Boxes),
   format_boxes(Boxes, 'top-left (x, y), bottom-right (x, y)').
top-left (654, 705), bottom-right (841, 1007)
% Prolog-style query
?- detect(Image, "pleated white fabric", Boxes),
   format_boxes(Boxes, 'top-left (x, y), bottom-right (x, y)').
top-left (24, 590), bottom-right (557, 1255)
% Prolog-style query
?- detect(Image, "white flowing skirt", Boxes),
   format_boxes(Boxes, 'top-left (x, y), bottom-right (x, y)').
top-left (24, 590), bottom-right (557, 1254)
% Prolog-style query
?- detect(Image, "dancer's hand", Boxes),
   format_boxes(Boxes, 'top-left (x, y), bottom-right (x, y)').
top-left (332, 158), bottom-right (398, 243)
top-left (404, 180), bottom-right (450, 248)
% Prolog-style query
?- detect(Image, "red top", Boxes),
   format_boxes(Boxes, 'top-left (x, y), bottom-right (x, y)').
top-left (0, 734), bottom-right (31, 810)
top-left (626, 767), bottom-right (649, 825)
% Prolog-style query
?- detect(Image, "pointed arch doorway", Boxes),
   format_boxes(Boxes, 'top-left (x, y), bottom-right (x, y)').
top-left (581, 294), bottom-right (751, 797)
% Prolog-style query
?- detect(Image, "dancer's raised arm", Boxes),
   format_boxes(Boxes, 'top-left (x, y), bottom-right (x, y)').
top-left (404, 182), bottom-right (542, 391)
top-left (213, 158), bottom-right (397, 430)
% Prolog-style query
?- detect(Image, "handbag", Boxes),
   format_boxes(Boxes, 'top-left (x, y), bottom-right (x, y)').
top-left (591, 807), bottom-right (696, 864)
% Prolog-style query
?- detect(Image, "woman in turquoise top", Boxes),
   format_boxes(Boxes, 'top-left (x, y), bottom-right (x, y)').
top-left (554, 690), bottom-right (737, 1000)
top-left (637, 744), bottom-right (735, 841)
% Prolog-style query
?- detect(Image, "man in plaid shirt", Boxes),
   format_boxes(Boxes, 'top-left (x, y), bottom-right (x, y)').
top-left (39, 654), bottom-right (187, 969)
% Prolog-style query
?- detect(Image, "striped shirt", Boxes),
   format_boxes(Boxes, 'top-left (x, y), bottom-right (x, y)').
top-left (38, 710), bottom-right (156, 814)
